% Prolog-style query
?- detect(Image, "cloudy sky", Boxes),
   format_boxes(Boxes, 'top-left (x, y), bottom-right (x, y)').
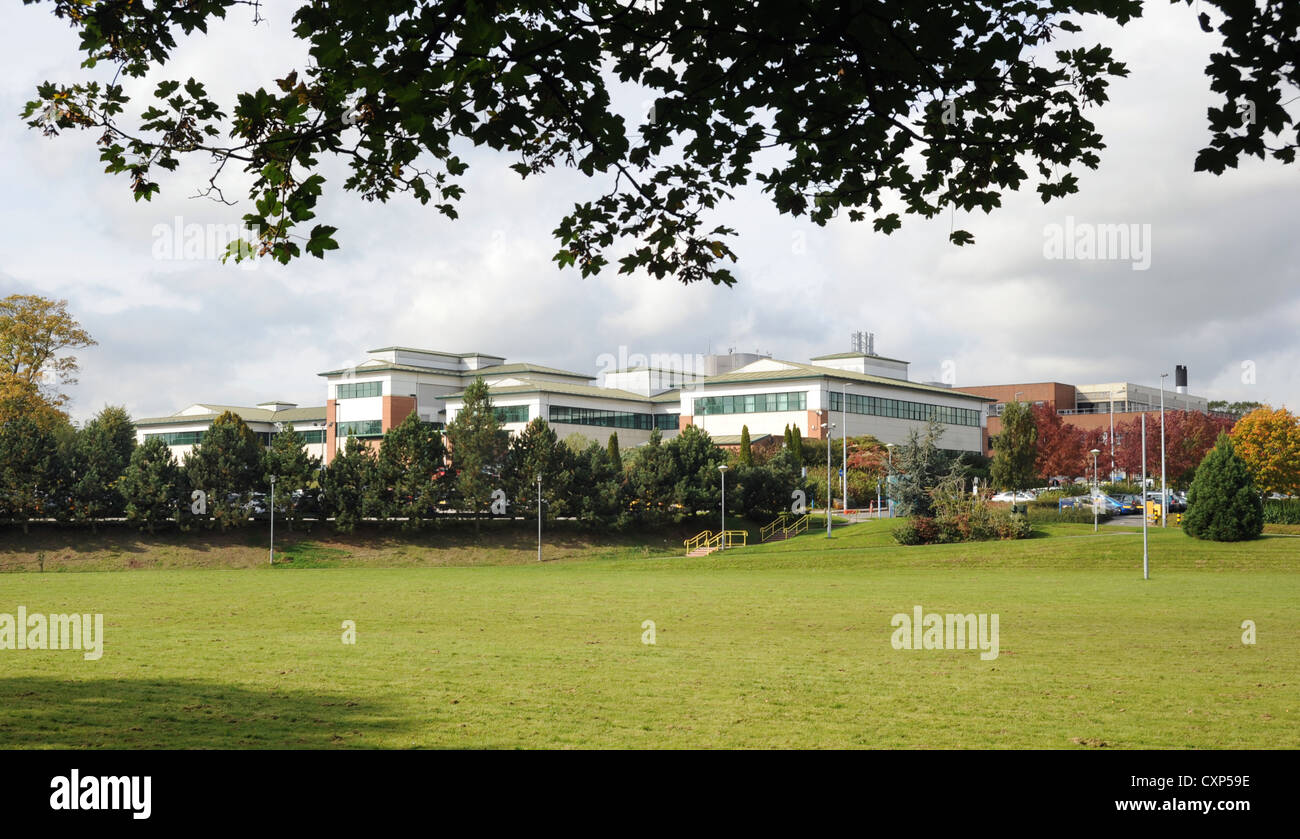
top-left (2, 2), bottom-right (1296, 424)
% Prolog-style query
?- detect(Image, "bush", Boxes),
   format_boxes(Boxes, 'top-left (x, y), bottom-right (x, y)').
top-left (892, 469), bottom-right (1034, 545)
top-left (1102, 481), bottom-right (1141, 496)
top-left (892, 516), bottom-right (940, 545)
top-left (998, 512), bottom-right (1034, 539)
top-left (1183, 434), bottom-right (1264, 542)
top-left (1028, 491), bottom-right (1064, 509)
top-left (1262, 499), bottom-right (1300, 524)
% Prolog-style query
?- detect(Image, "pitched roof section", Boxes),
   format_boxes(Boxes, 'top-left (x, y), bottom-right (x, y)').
top-left (365, 346), bottom-right (505, 359)
top-left (136, 405), bottom-right (327, 426)
top-left (707, 360), bottom-right (995, 401)
top-left (810, 351), bottom-right (910, 364)
top-left (710, 433), bottom-right (774, 446)
top-left (317, 360), bottom-right (592, 380)
top-left (449, 379), bottom-right (656, 403)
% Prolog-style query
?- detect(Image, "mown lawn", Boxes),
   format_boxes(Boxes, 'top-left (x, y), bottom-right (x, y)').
top-left (0, 520), bottom-right (1295, 748)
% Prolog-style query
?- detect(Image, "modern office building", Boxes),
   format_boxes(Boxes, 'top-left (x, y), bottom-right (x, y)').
top-left (319, 347), bottom-right (643, 461)
top-left (134, 402), bottom-right (327, 461)
top-left (676, 355), bottom-right (991, 454)
top-left (963, 365), bottom-right (1220, 456)
top-left (139, 341), bottom-right (995, 464)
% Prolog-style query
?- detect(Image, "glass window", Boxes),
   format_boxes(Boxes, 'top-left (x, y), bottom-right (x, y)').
top-left (145, 430), bottom-right (206, 446)
top-left (693, 391), bottom-right (807, 415)
top-left (337, 419), bottom-right (383, 437)
top-left (336, 381), bottom-right (383, 399)
top-left (494, 405), bottom-right (530, 423)
top-left (824, 389), bottom-right (980, 427)
top-left (549, 405), bottom-right (658, 429)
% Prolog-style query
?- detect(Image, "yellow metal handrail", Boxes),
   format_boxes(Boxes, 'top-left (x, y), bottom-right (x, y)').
top-left (783, 514), bottom-right (810, 539)
top-left (720, 529), bottom-right (748, 548)
top-left (684, 530), bottom-right (715, 553)
top-left (760, 512), bottom-right (792, 542)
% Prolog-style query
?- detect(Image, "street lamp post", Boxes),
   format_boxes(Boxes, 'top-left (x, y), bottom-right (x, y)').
top-left (1141, 414), bottom-right (1149, 580)
top-left (536, 473), bottom-right (543, 562)
top-left (820, 422), bottom-right (835, 537)
top-left (1090, 448), bottom-right (1101, 532)
top-left (885, 442), bottom-right (895, 518)
top-left (1160, 372), bottom-right (1168, 528)
top-left (269, 474), bottom-right (276, 564)
top-left (718, 464), bottom-right (728, 548)
top-left (841, 382), bottom-right (851, 516)
top-left (1109, 389), bottom-right (1116, 481)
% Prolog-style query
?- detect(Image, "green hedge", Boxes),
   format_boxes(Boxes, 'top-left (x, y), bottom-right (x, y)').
top-left (1026, 506), bottom-right (1111, 525)
top-left (1263, 499), bottom-right (1300, 524)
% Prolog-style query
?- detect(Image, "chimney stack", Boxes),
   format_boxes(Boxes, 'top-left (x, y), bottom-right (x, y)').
top-left (1175, 364), bottom-right (1187, 395)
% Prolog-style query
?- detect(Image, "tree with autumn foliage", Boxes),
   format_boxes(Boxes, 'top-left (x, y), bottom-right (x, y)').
top-left (1111, 410), bottom-right (1235, 489)
top-left (1031, 404), bottom-right (1087, 480)
top-left (1164, 410), bottom-right (1238, 488)
top-left (1231, 406), bottom-right (1300, 496)
top-left (0, 294), bottom-right (96, 429)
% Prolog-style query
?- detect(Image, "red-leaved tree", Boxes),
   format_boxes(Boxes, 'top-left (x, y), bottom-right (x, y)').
top-left (1032, 404), bottom-right (1088, 480)
top-left (1113, 411), bottom-right (1235, 488)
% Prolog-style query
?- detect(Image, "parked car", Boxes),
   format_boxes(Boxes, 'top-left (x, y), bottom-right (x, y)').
top-left (1143, 491), bottom-right (1185, 512)
top-left (243, 492), bottom-right (269, 517)
top-left (1115, 494), bottom-right (1144, 514)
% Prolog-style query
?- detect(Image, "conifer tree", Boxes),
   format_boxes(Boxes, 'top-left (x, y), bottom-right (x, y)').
top-left (1183, 433), bottom-right (1264, 542)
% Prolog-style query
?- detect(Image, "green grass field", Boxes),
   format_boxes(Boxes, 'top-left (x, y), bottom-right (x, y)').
top-left (1, 519), bottom-right (1296, 748)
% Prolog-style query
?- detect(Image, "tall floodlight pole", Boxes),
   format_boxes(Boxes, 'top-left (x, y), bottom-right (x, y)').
top-left (1109, 390), bottom-right (1116, 481)
top-left (269, 474), bottom-right (276, 564)
top-left (718, 464), bottom-right (728, 548)
top-left (1141, 414), bottom-right (1149, 580)
top-left (536, 473), bottom-right (543, 562)
top-left (841, 382), bottom-right (851, 516)
top-left (1160, 372), bottom-right (1168, 528)
top-left (1090, 448), bottom-right (1101, 532)
top-left (885, 442), bottom-right (895, 518)
top-left (821, 422), bottom-right (835, 537)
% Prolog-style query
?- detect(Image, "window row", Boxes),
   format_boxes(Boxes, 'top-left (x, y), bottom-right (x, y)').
top-left (693, 391), bottom-right (807, 415)
top-left (829, 391), bottom-right (981, 427)
top-left (337, 419), bottom-right (384, 438)
top-left (146, 428), bottom-right (326, 446)
top-left (336, 381), bottom-right (382, 399)
top-left (549, 405), bottom-right (676, 430)
top-left (146, 430), bottom-right (206, 446)
top-left (494, 405), bottom-right (530, 424)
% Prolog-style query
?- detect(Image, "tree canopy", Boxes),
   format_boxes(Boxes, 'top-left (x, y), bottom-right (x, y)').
top-left (0, 294), bottom-right (95, 425)
top-left (1231, 406), bottom-right (1300, 496)
top-left (990, 401), bottom-right (1038, 497)
top-left (23, 1), bottom-right (1295, 284)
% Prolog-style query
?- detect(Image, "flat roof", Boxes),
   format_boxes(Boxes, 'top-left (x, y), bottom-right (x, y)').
top-left (961, 382), bottom-right (1077, 391)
